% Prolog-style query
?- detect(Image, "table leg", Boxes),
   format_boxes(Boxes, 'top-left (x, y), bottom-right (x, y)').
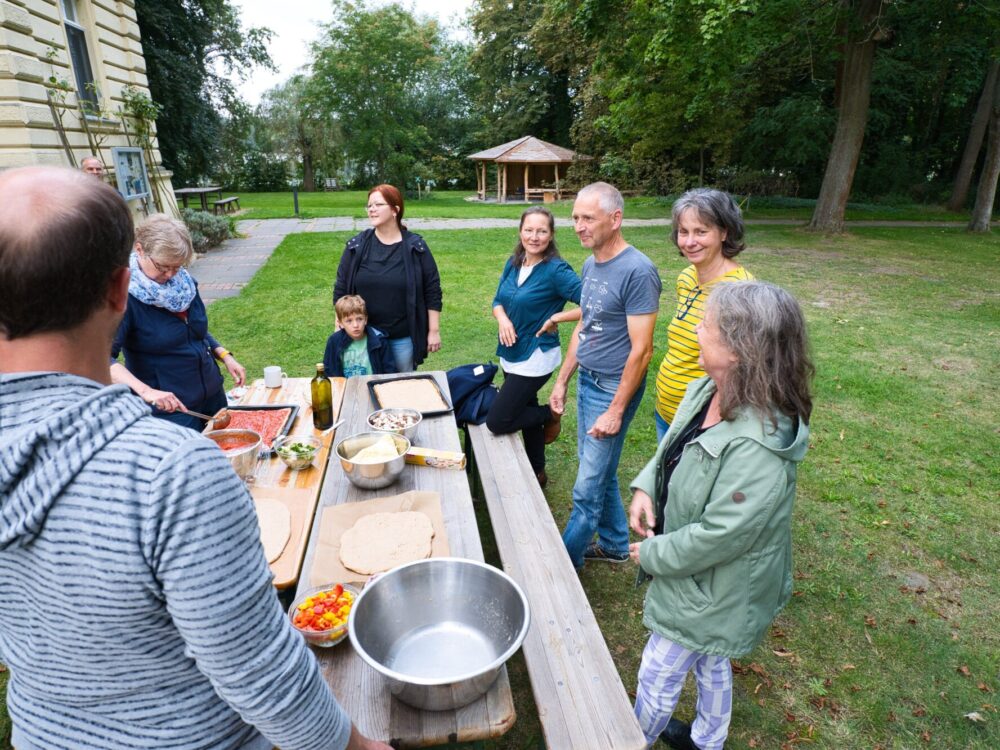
top-left (200, 194), bottom-right (209, 212)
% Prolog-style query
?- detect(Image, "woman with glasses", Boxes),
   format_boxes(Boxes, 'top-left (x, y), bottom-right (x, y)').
top-left (485, 207), bottom-right (581, 488)
top-left (333, 184), bottom-right (442, 372)
top-left (110, 214), bottom-right (245, 430)
top-left (653, 189), bottom-right (753, 442)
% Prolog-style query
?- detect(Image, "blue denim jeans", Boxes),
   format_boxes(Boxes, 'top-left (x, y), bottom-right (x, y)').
top-left (388, 336), bottom-right (414, 373)
top-left (655, 411), bottom-right (670, 443)
top-left (562, 367), bottom-right (646, 568)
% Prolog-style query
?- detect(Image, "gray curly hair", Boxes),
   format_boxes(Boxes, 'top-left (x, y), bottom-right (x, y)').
top-left (706, 281), bottom-right (813, 424)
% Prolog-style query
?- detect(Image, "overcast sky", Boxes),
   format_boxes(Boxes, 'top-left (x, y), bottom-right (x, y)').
top-left (230, 0), bottom-right (475, 104)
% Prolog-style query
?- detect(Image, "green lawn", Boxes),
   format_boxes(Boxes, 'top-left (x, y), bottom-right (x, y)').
top-left (2, 224), bottom-right (997, 749)
top-left (235, 189), bottom-right (975, 223)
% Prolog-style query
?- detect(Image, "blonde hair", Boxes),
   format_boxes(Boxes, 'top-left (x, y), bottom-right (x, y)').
top-left (335, 294), bottom-right (367, 321)
top-left (135, 214), bottom-right (193, 266)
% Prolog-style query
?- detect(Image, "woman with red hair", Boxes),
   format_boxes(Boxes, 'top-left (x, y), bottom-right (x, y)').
top-left (333, 184), bottom-right (442, 371)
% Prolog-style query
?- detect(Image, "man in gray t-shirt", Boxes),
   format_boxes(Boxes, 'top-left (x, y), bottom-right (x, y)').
top-left (550, 182), bottom-right (662, 569)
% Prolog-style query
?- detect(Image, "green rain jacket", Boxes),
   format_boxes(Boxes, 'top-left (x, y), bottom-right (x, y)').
top-left (630, 376), bottom-right (809, 657)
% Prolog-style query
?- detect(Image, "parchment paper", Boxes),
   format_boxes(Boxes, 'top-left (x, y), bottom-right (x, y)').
top-left (311, 491), bottom-right (450, 586)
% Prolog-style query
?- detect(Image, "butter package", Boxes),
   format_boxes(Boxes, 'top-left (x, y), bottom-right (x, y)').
top-left (404, 446), bottom-right (467, 471)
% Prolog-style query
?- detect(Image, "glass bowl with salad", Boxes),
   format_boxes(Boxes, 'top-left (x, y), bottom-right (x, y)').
top-left (272, 435), bottom-right (322, 470)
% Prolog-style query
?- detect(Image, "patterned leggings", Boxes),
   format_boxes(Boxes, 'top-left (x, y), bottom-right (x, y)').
top-left (633, 633), bottom-right (733, 750)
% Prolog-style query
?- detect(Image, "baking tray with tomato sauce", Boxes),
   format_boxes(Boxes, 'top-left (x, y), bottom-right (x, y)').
top-left (223, 404), bottom-right (299, 454)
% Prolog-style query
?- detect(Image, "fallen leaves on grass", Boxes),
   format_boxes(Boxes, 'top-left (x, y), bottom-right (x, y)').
top-left (864, 615), bottom-right (877, 627)
top-left (978, 682), bottom-right (993, 693)
top-left (964, 711), bottom-right (987, 723)
top-left (920, 730), bottom-right (932, 742)
top-left (957, 665), bottom-right (971, 676)
top-left (913, 707), bottom-right (927, 717)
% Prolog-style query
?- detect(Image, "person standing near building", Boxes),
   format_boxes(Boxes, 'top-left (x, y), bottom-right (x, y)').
top-left (549, 182), bottom-right (662, 570)
top-left (80, 155), bottom-right (105, 179)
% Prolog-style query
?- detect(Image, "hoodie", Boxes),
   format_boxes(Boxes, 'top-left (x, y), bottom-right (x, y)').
top-left (0, 372), bottom-right (350, 750)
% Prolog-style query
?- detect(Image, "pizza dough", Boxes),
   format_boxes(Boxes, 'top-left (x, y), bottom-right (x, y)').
top-left (254, 498), bottom-right (291, 563)
top-left (351, 433), bottom-right (400, 462)
top-left (373, 378), bottom-right (448, 413)
top-left (339, 511), bottom-right (435, 574)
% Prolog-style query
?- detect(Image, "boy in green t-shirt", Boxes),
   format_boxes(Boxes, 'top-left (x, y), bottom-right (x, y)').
top-left (323, 294), bottom-right (397, 378)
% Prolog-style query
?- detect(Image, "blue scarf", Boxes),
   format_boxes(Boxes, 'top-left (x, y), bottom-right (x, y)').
top-left (128, 252), bottom-right (197, 313)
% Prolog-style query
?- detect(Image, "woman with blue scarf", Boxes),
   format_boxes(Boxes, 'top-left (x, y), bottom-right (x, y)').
top-left (110, 214), bottom-right (245, 431)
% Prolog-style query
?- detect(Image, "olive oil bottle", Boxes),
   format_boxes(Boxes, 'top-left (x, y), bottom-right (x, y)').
top-left (311, 363), bottom-right (334, 430)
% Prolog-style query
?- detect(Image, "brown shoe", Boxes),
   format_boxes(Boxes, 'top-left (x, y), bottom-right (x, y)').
top-left (543, 413), bottom-right (561, 444)
top-left (535, 470), bottom-right (548, 488)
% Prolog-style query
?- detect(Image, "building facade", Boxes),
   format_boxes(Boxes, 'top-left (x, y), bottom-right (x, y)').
top-left (0, 0), bottom-right (176, 215)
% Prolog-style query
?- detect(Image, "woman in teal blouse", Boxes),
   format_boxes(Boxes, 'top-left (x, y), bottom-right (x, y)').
top-left (485, 207), bottom-right (581, 488)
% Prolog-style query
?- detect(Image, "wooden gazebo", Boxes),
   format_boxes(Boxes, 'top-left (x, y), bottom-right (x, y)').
top-left (468, 136), bottom-right (586, 202)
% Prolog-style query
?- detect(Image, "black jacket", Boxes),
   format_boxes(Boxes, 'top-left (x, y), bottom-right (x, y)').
top-left (334, 228), bottom-right (442, 366)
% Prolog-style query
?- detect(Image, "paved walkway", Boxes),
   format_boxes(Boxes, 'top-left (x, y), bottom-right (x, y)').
top-left (194, 215), bottom-right (989, 304)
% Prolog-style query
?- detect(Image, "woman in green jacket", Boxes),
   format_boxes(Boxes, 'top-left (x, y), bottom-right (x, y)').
top-left (628, 281), bottom-right (814, 750)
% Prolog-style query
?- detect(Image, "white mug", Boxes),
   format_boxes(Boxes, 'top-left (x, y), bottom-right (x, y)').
top-left (263, 366), bottom-right (287, 389)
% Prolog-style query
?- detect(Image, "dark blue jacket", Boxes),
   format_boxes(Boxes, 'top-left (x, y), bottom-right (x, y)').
top-left (111, 288), bottom-right (224, 415)
top-left (323, 326), bottom-right (397, 378)
top-left (334, 229), bottom-right (442, 366)
top-left (492, 256), bottom-right (582, 363)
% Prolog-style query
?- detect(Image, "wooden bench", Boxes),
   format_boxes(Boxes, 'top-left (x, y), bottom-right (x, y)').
top-left (213, 196), bottom-right (240, 214)
top-left (324, 177), bottom-right (340, 191)
top-left (466, 424), bottom-right (647, 750)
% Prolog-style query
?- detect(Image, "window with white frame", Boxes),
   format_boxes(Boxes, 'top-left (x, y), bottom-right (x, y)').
top-left (61, 0), bottom-right (98, 111)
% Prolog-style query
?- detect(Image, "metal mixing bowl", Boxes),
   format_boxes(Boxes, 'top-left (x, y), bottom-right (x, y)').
top-left (366, 407), bottom-right (422, 441)
top-left (204, 428), bottom-right (261, 482)
top-left (335, 431), bottom-right (410, 489)
top-left (348, 557), bottom-right (530, 710)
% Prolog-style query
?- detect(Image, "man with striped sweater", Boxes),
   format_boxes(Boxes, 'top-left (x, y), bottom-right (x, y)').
top-left (0, 167), bottom-right (389, 750)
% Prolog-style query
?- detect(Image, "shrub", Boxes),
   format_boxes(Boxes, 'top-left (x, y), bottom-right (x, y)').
top-left (181, 208), bottom-right (231, 251)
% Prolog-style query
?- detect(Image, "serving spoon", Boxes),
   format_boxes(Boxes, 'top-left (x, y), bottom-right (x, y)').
top-left (184, 408), bottom-right (232, 429)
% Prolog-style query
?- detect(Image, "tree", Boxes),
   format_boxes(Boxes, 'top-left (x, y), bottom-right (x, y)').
top-left (948, 60), bottom-right (999, 211)
top-left (808, 0), bottom-right (884, 232)
top-left (259, 76), bottom-right (341, 191)
top-left (467, 0), bottom-right (576, 146)
top-left (968, 70), bottom-right (1000, 232)
top-left (309, 1), bottom-right (463, 188)
top-left (134, 0), bottom-right (273, 185)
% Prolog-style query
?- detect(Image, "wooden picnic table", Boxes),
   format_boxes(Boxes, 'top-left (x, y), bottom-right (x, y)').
top-left (296, 372), bottom-right (515, 748)
top-left (174, 185), bottom-right (223, 212)
top-left (231, 376), bottom-right (346, 590)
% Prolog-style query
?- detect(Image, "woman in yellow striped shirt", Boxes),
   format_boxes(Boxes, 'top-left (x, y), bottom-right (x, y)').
top-left (654, 189), bottom-right (753, 440)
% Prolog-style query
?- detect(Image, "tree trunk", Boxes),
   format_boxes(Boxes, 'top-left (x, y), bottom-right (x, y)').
top-left (967, 85), bottom-right (1000, 232)
top-left (808, 0), bottom-right (883, 233)
top-left (948, 60), bottom-right (999, 212)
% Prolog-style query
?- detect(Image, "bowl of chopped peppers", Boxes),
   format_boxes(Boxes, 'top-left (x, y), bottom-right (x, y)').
top-left (288, 583), bottom-right (359, 647)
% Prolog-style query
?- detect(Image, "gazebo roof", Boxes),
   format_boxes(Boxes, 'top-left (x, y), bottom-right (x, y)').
top-left (467, 136), bottom-right (583, 163)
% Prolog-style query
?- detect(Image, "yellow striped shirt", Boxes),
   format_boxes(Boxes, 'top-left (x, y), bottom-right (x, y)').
top-left (654, 264), bottom-right (754, 423)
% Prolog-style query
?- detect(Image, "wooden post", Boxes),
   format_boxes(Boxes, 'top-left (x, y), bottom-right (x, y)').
top-left (502, 164), bottom-right (508, 203)
top-left (481, 162), bottom-right (486, 200)
top-left (555, 163), bottom-right (561, 200)
top-left (496, 164), bottom-right (501, 202)
top-left (524, 163), bottom-right (529, 201)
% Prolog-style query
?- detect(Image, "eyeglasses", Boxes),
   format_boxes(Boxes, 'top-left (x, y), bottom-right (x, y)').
top-left (366, 202), bottom-right (389, 210)
top-left (146, 255), bottom-right (183, 275)
top-left (676, 288), bottom-right (702, 321)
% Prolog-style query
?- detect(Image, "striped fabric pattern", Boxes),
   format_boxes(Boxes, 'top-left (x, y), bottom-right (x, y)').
top-left (0, 373), bottom-right (350, 750)
top-left (654, 265), bottom-right (753, 424)
top-left (634, 633), bottom-right (732, 750)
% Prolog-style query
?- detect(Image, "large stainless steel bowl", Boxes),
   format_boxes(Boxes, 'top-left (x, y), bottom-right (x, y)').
top-left (335, 431), bottom-right (410, 489)
top-left (348, 557), bottom-right (530, 710)
top-left (204, 428), bottom-right (261, 482)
